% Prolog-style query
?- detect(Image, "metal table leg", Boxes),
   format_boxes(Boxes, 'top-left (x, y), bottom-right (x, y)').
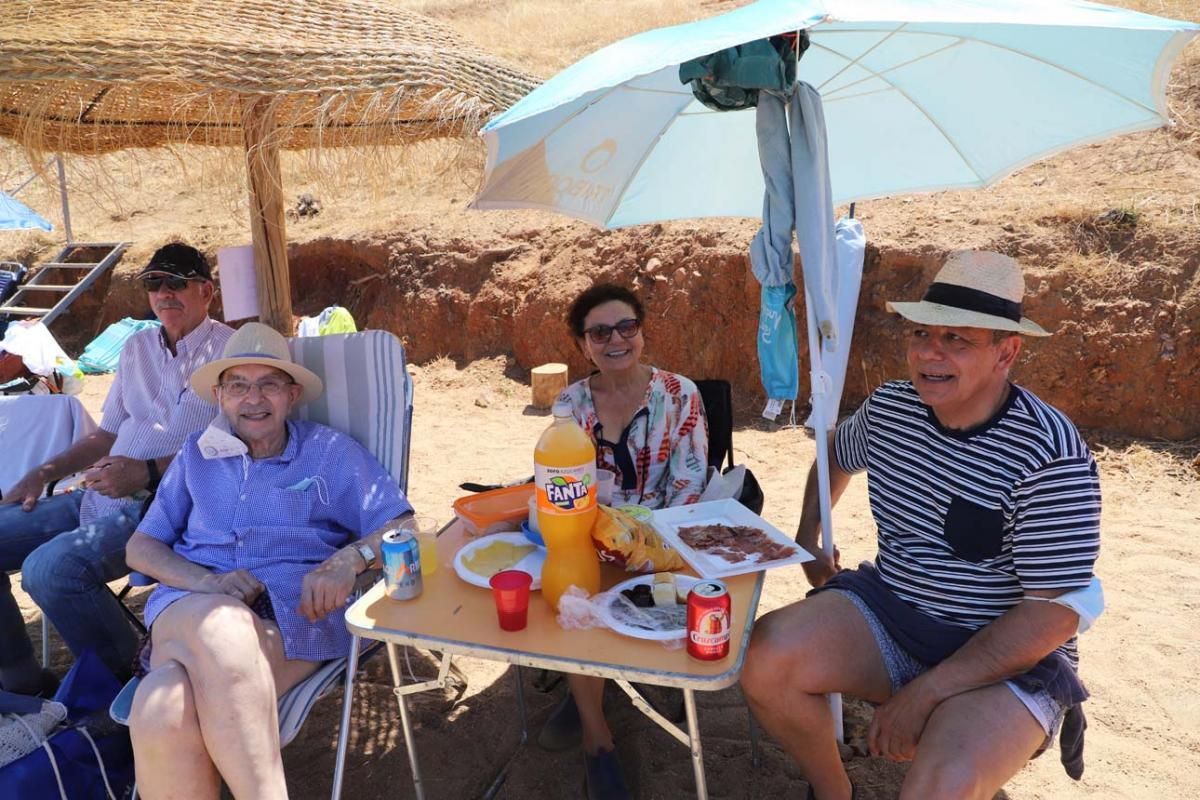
top-left (387, 643), bottom-right (426, 800)
top-left (683, 688), bottom-right (708, 800)
top-left (747, 703), bottom-right (761, 769)
top-left (514, 665), bottom-right (528, 743)
top-left (481, 665), bottom-right (532, 800)
top-left (330, 635), bottom-right (363, 800)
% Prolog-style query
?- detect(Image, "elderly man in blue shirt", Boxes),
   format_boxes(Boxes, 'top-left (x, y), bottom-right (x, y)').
top-left (124, 322), bottom-right (412, 800)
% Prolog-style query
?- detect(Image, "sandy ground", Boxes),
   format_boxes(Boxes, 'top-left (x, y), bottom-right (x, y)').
top-left (3, 1), bottom-right (1197, 794)
top-left (11, 357), bottom-right (1198, 800)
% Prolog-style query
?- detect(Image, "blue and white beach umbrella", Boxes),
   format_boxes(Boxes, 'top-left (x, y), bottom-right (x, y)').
top-left (475, 0), bottom-right (1197, 226)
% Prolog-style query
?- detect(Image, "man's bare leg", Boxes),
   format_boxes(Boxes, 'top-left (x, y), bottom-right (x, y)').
top-left (145, 594), bottom-right (318, 799)
top-left (568, 674), bottom-right (613, 754)
top-left (129, 661), bottom-right (220, 799)
top-left (900, 683), bottom-right (1046, 800)
top-left (741, 592), bottom-right (893, 800)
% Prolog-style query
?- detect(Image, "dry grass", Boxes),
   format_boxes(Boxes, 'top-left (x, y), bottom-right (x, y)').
top-left (1090, 433), bottom-right (1200, 488)
top-left (2, 0), bottom-right (1197, 255)
top-left (393, 0), bottom-right (707, 75)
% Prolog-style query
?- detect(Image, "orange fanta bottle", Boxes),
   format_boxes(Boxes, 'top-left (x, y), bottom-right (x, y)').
top-left (535, 401), bottom-right (601, 610)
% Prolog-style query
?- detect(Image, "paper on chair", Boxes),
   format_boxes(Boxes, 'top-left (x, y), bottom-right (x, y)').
top-left (218, 245), bottom-right (258, 322)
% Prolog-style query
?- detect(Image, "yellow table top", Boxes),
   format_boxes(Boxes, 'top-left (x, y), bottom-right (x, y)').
top-left (344, 519), bottom-right (765, 690)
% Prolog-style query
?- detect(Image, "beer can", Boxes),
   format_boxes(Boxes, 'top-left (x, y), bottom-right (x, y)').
top-left (382, 529), bottom-right (423, 600)
top-left (687, 580), bottom-right (731, 661)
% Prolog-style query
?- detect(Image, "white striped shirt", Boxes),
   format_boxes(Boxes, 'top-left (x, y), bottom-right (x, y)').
top-left (835, 381), bottom-right (1101, 665)
top-left (82, 317), bottom-right (233, 526)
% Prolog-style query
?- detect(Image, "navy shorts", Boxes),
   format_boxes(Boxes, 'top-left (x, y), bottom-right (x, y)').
top-left (831, 588), bottom-right (1064, 752)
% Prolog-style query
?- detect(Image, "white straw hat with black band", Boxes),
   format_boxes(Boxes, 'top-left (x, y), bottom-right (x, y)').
top-left (886, 250), bottom-right (1050, 337)
top-left (191, 322), bottom-right (324, 403)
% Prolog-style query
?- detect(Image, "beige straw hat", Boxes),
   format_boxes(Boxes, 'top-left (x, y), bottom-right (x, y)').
top-left (886, 251), bottom-right (1050, 337)
top-left (191, 323), bottom-right (323, 403)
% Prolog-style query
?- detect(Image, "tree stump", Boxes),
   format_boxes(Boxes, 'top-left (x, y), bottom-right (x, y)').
top-left (531, 363), bottom-right (568, 409)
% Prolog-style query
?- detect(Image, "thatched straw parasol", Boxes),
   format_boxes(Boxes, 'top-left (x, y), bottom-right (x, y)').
top-left (0, 0), bottom-right (540, 331)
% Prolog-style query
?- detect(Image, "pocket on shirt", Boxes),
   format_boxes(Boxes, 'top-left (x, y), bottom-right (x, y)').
top-left (943, 496), bottom-right (1005, 562)
top-left (267, 488), bottom-right (316, 529)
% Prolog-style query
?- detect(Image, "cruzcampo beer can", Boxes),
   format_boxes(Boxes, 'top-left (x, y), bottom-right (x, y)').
top-left (687, 580), bottom-right (731, 660)
top-left (382, 529), bottom-right (423, 600)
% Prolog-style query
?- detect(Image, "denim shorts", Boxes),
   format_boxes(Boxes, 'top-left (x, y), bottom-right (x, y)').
top-left (832, 588), bottom-right (1064, 752)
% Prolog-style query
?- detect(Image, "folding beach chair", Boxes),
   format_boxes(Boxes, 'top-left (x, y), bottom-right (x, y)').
top-left (109, 330), bottom-right (414, 794)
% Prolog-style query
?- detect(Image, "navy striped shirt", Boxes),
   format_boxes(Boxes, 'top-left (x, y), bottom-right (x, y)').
top-left (835, 381), bottom-right (1101, 665)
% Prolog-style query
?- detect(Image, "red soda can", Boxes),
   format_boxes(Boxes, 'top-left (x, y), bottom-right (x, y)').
top-left (687, 580), bottom-right (731, 660)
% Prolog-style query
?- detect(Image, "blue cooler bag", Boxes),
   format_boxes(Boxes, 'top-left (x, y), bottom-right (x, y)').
top-left (0, 650), bottom-right (135, 799)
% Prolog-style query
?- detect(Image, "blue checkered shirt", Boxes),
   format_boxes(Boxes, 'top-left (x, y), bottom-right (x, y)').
top-left (139, 419), bottom-right (411, 661)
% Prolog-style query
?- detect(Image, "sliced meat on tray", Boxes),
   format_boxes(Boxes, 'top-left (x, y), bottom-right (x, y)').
top-left (678, 524), bottom-right (797, 565)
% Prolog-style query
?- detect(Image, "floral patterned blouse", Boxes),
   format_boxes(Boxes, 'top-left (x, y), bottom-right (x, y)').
top-left (560, 367), bottom-right (708, 510)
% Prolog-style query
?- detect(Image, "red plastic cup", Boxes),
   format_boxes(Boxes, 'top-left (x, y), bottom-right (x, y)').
top-left (489, 570), bottom-right (533, 632)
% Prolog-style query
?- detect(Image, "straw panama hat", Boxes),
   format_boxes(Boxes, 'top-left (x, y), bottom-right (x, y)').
top-left (191, 322), bottom-right (324, 403)
top-left (886, 251), bottom-right (1050, 337)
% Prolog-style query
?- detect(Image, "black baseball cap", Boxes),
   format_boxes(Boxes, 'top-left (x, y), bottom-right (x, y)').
top-left (135, 242), bottom-right (212, 281)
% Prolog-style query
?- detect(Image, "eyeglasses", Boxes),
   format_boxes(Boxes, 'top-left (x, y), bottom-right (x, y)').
top-left (142, 275), bottom-right (193, 292)
top-left (218, 379), bottom-right (295, 398)
top-left (583, 318), bottom-right (641, 344)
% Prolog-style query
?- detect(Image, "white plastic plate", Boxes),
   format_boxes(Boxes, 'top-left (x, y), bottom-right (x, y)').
top-left (651, 499), bottom-right (814, 579)
top-left (596, 573), bottom-right (701, 641)
top-left (453, 532), bottom-right (545, 590)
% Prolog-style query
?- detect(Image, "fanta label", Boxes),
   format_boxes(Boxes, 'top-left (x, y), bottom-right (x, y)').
top-left (536, 462), bottom-right (595, 513)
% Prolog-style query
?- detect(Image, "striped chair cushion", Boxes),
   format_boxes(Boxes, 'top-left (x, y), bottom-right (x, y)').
top-left (289, 330), bottom-right (413, 492)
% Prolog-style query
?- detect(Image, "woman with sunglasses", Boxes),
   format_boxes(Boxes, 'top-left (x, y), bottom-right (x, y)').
top-left (543, 283), bottom-right (708, 800)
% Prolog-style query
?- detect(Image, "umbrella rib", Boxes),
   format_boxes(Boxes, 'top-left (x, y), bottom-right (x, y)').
top-left (812, 26), bottom-right (1162, 117)
top-left (812, 23), bottom-right (907, 97)
top-left (808, 40), bottom-right (984, 183)
top-left (817, 39), bottom-right (965, 98)
top-left (820, 86), bottom-right (893, 104)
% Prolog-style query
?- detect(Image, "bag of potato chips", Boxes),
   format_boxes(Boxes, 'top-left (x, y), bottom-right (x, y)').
top-left (590, 506), bottom-right (685, 573)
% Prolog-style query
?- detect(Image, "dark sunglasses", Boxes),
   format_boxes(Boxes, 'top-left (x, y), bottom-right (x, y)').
top-left (584, 318), bottom-right (641, 344)
top-left (141, 275), bottom-right (194, 292)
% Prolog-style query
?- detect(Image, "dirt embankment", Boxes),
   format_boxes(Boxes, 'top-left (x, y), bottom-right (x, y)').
top-left (74, 214), bottom-right (1200, 440)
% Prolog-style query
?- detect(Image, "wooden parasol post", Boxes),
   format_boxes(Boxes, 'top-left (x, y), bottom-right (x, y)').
top-left (241, 96), bottom-right (293, 334)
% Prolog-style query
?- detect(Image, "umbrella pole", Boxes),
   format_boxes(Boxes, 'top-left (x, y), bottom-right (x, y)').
top-left (804, 291), bottom-right (844, 743)
top-left (55, 154), bottom-right (73, 243)
top-left (242, 96), bottom-right (293, 334)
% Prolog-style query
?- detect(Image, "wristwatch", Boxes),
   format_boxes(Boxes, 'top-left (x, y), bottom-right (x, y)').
top-left (353, 541), bottom-right (377, 570)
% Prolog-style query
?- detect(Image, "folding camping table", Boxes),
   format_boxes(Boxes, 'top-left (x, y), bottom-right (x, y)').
top-left (343, 519), bottom-right (765, 800)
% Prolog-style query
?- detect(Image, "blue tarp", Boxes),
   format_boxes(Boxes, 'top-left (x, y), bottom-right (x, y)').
top-left (0, 191), bottom-right (52, 232)
top-left (78, 318), bottom-right (162, 374)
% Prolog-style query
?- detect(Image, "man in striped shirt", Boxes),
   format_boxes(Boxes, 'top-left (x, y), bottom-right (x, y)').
top-left (742, 251), bottom-right (1102, 800)
top-left (0, 242), bottom-right (232, 692)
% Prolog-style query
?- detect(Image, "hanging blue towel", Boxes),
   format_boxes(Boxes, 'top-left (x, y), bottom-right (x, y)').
top-left (78, 318), bottom-right (161, 374)
top-left (749, 83), bottom-right (839, 414)
top-left (757, 283), bottom-right (799, 402)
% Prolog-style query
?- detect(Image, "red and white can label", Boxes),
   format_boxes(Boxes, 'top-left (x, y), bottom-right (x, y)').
top-left (689, 609), bottom-right (730, 647)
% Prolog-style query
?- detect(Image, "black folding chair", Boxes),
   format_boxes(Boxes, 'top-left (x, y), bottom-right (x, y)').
top-left (695, 379), bottom-right (735, 473)
top-left (695, 379), bottom-right (763, 514)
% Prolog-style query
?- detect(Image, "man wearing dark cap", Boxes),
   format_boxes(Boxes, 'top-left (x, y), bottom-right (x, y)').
top-left (742, 251), bottom-right (1103, 800)
top-left (0, 242), bottom-right (233, 691)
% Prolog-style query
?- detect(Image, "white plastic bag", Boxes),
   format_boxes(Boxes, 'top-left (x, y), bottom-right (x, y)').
top-left (0, 321), bottom-right (79, 381)
top-left (556, 586), bottom-right (685, 650)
